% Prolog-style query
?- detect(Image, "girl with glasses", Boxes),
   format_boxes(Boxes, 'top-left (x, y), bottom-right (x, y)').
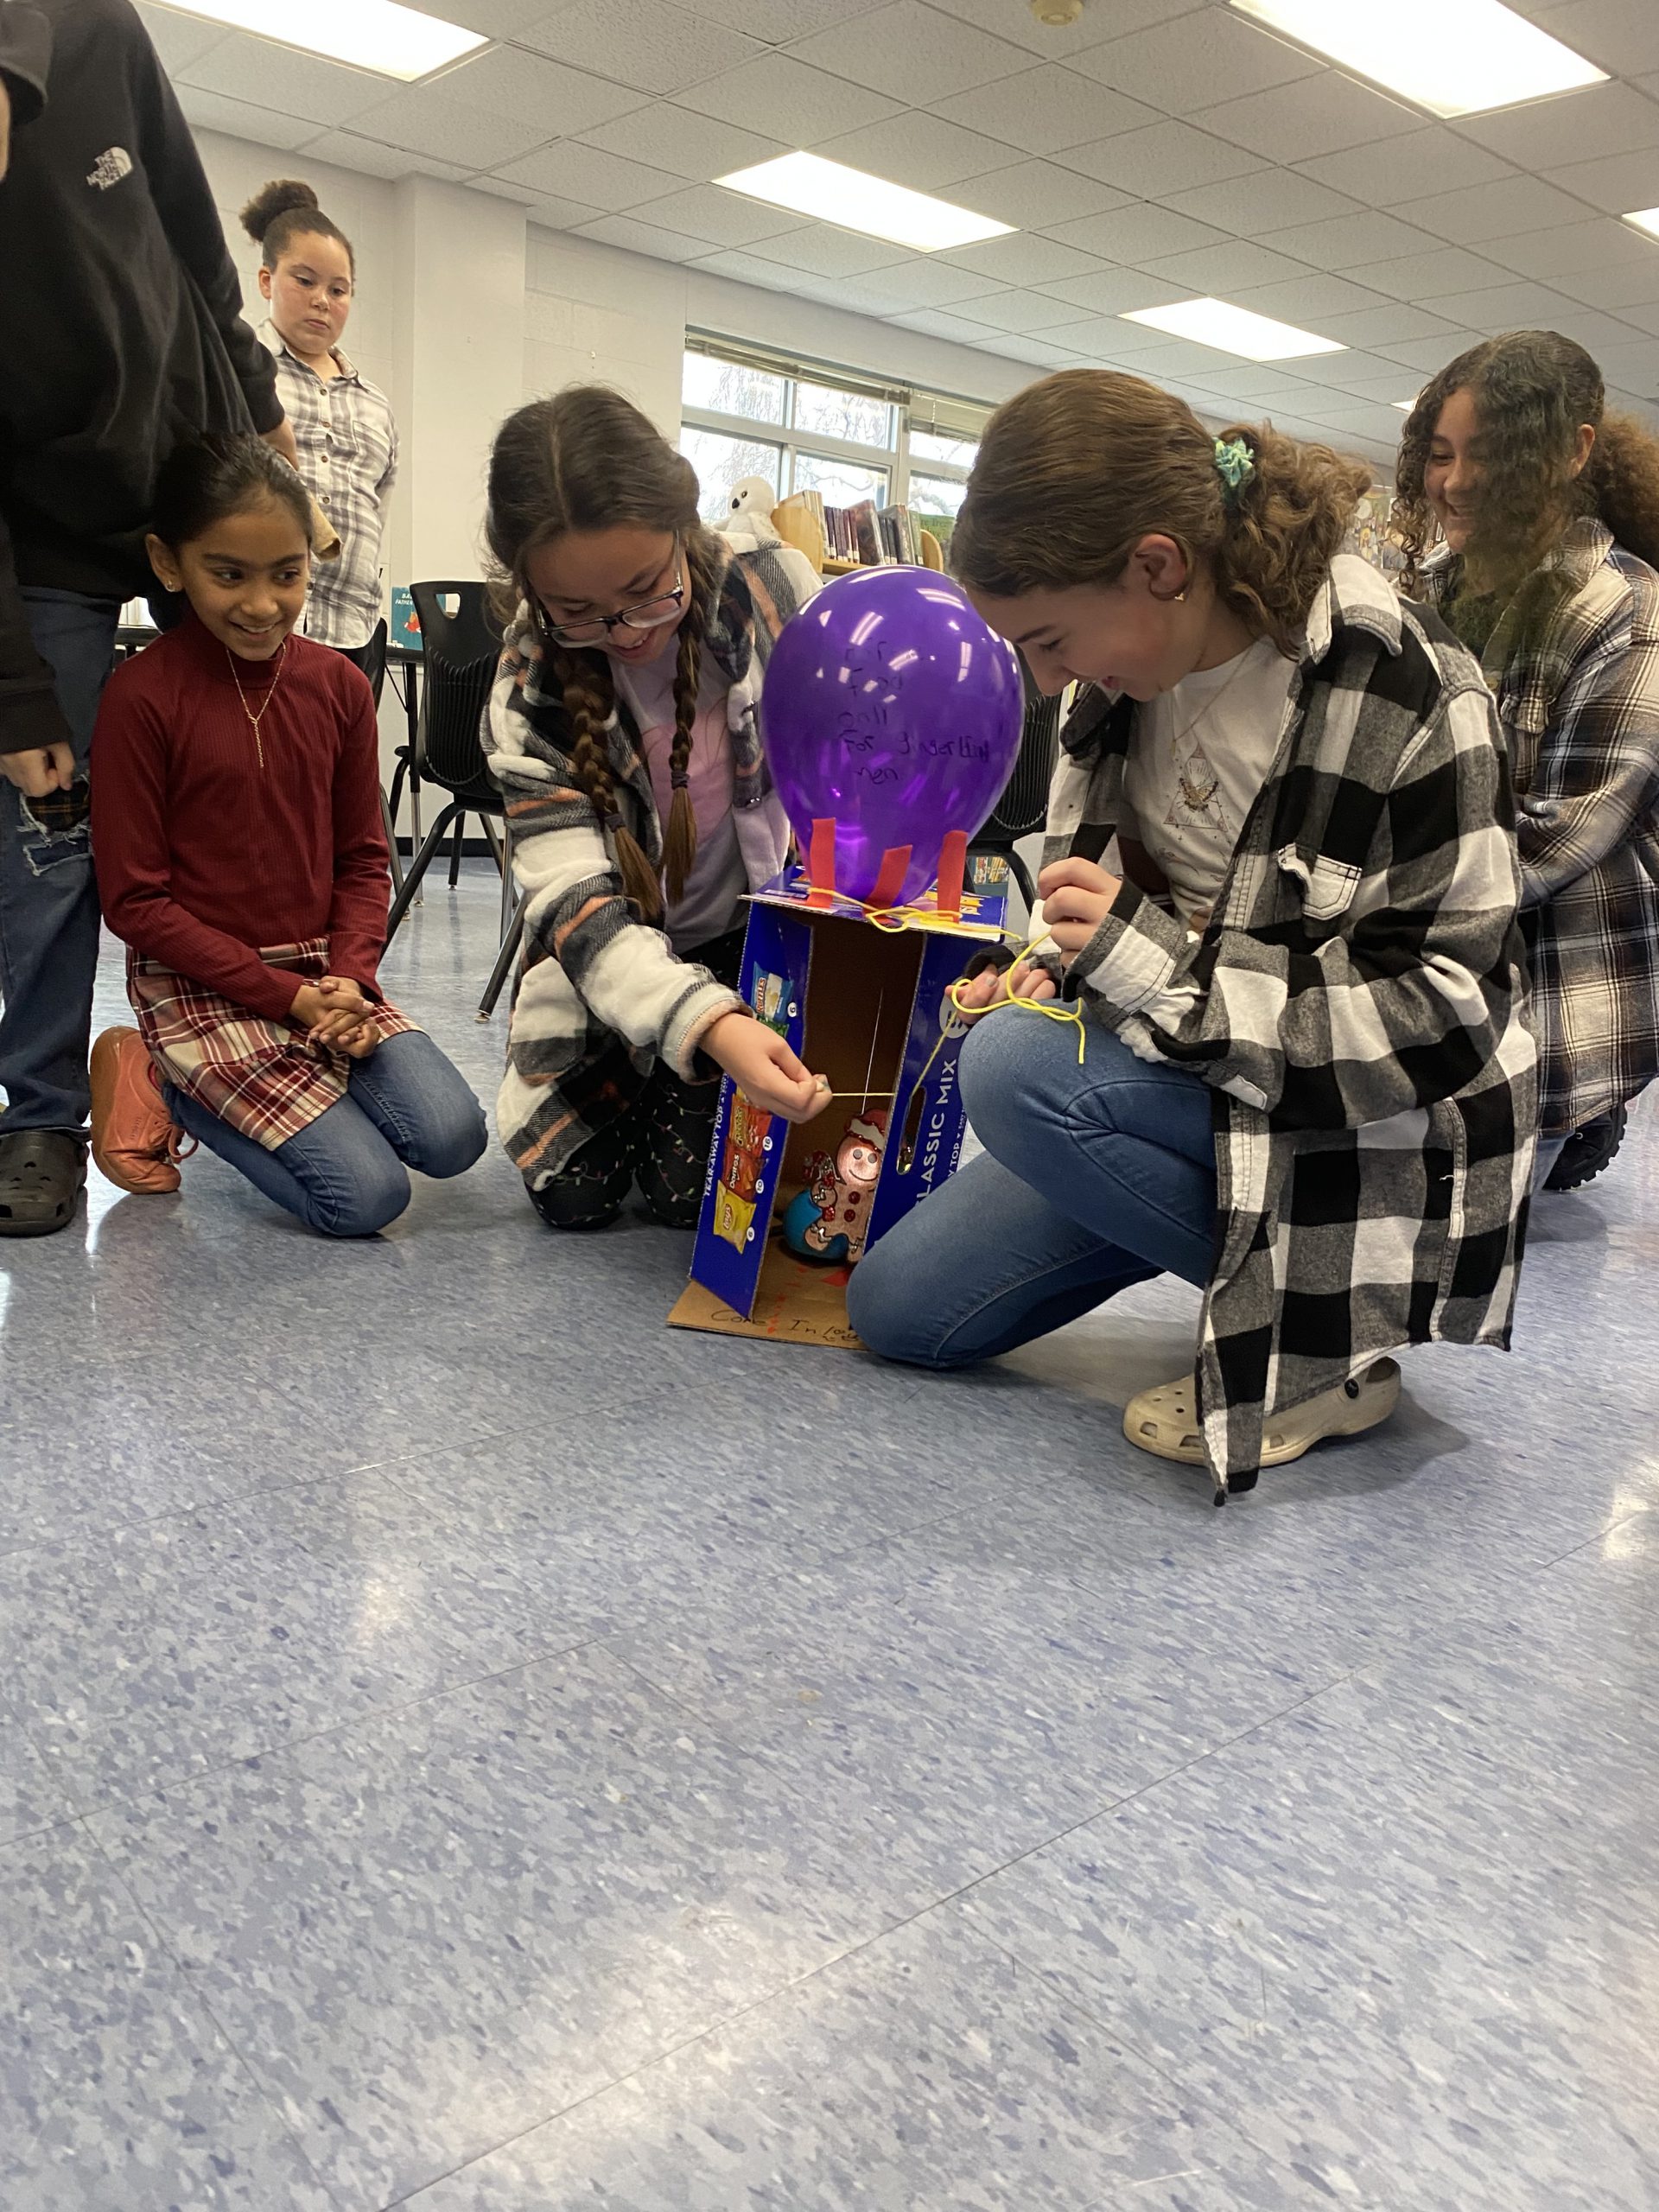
top-left (484, 385), bottom-right (830, 1233)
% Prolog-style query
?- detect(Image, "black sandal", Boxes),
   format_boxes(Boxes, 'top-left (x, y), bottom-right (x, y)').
top-left (0, 1130), bottom-right (87, 1236)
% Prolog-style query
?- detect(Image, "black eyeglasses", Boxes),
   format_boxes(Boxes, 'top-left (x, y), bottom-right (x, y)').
top-left (541, 547), bottom-right (684, 647)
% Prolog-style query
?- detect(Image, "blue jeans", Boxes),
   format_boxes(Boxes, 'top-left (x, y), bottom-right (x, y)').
top-left (0, 589), bottom-right (119, 1133)
top-left (166, 1030), bottom-right (486, 1238)
top-left (849, 1009), bottom-right (1218, 1366)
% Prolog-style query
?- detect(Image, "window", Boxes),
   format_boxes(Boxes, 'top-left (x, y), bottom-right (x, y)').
top-left (678, 338), bottom-right (989, 553)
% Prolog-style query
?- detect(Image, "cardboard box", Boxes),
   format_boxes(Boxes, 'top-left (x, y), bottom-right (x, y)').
top-left (669, 868), bottom-right (1007, 1348)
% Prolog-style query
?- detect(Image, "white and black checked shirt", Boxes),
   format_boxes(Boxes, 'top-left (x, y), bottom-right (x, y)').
top-left (1047, 556), bottom-right (1536, 1493)
top-left (261, 323), bottom-right (397, 652)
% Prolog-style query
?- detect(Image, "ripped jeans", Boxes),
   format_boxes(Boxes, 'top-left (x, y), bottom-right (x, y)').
top-left (0, 589), bottom-right (118, 1133)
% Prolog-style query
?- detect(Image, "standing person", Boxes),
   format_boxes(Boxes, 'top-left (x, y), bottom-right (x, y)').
top-left (484, 385), bottom-right (829, 1232)
top-left (848, 370), bottom-right (1538, 1503)
top-left (87, 436), bottom-right (485, 1237)
top-left (241, 179), bottom-right (397, 680)
top-left (1395, 330), bottom-right (1659, 1191)
top-left (0, 0), bottom-right (296, 1236)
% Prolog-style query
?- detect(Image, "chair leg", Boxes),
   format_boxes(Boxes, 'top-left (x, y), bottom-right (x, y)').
top-left (409, 769), bottom-right (424, 905)
top-left (448, 810), bottom-right (466, 887)
top-left (385, 802), bottom-right (461, 946)
top-left (380, 785), bottom-right (404, 897)
top-left (479, 899), bottom-right (525, 1020)
top-left (1007, 849), bottom-right (1038, 912)
top-left (498, 820), bottom-right (515, 939)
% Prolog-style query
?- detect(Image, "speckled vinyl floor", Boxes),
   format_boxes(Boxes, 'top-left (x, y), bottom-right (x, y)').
top-left (2, 861), bottom-right (1655, 2211)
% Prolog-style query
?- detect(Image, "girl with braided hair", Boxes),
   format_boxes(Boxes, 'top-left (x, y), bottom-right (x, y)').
top-left (485, 386), bottom-right (829, 1231)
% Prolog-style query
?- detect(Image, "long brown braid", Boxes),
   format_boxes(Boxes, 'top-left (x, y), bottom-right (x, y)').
top-left (486, 386), bottom-right (723, 925)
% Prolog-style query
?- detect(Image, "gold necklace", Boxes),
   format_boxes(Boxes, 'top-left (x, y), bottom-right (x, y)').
top-left (1166, 648), bottom-right (1257, 820)
top-left (226, 639), bottom-right (288, 769)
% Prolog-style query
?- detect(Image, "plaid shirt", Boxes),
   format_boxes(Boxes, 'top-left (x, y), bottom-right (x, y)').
top-left (1479, 518), bottom-right (1659, 1134)
top-left (129, 939), bottom-right (415, 1151)
top-left (488, 538), bottom-right (817, 1186)
top-left (1049, 555), bottom-right (1537, 1494)
top-left (261, 323), bottom-right (397, 652)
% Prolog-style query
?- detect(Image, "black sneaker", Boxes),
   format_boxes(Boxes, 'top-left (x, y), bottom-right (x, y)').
top-left (1544, 1105), bottom-right (1628, 1193)
top-left (0, 1129), bottom-right (88, 1236)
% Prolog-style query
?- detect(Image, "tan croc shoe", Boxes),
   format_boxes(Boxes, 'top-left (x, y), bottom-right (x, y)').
top-left (1123, 1359), bottom-right (1402, 1470)
top-left (90, 1026), bottom-right (192, 1194)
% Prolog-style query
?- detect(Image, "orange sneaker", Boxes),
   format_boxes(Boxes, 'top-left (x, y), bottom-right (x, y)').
top-left (90, 1027), bottom-right (192, 1194)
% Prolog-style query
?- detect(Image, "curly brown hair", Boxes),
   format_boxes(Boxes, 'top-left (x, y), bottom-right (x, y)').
top-left (950, 369), bottom-right (1371, 652)
top-left (239, 178), bottom-right (354, 277)
top-left (485, 386), bottom-right (722, 925)
top-left (1395, 330), bottom-right (1659, 639)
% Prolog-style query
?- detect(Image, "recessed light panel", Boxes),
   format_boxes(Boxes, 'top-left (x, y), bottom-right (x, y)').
top-left (715, 154), bottom-right (1014, 253)
top-left (154, 0), bottom-right (485, 82)
top-left (1230, 0), bottom-right (1605, 119)
top-left (1122, 296), bottom-right (1345, 362)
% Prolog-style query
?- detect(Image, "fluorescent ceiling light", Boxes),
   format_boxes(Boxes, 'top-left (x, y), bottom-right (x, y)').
top-left (1122, 296), bottom-right (1344, 362)
top-left (153, 0), bottom-right (486, 80)
top-left (1624, 207), bottom-right (1659, 241)
top-left (1230, 0), bottom-right (1605, 119)
top-left (1394, 400), bottom-right (1416, 410)
top-left (715, 153), bottom-right (1013, 252)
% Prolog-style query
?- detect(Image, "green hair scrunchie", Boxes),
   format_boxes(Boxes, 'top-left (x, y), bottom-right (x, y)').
top-left (1213, 435), bottom-right (1256, 501)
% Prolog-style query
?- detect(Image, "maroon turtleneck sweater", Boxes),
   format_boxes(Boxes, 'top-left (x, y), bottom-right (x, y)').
top-left (92, 612), bottom-right (390, 1021)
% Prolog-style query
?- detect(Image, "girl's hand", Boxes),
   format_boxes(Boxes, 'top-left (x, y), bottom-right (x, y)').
top-left (336, 1024), bottom-right (380, 1060)
top-left (308, 976), bottom-right (372, 1046)
top-left (1036, 856), bottom-right (1123, 961)
top-left (954, 957), bottom-right (1058, 1025)
top-left (704, 1011), bottom-right (830, 1124)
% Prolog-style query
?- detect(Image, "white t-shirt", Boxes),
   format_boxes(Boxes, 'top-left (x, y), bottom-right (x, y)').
top-left (1121, 636), bottom-right (1294, 925)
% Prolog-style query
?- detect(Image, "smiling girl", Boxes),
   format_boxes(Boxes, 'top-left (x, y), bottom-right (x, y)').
top-left (241, 181), bottom-right (397, 677)
top-left (87, 435), bottom-right (484, 1234)
top-left (1397, 330), bottom-right (1659, 1189)
top-left (849, 370), bottom-right (1538, 1501)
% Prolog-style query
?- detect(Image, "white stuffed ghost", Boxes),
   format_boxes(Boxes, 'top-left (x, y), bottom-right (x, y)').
top-left (715, 475), bottom-right (783, 550)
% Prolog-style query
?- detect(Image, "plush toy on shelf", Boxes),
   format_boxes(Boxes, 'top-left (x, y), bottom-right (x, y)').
top-left (715, 475), bottom-right (823, 598)
top-left (784, 1110), bottom-right (887, 1265)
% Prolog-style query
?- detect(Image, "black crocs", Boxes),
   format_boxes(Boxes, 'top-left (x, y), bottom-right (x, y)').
top-left (0, 1130), bottom-right (87, 1236)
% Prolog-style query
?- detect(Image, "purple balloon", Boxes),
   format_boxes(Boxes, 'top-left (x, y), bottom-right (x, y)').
top-left (762, 568), bottom-right (1025, 908)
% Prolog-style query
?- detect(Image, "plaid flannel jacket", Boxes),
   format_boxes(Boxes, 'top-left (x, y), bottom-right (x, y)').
top-left (1480, 518), bottom-right (1659, 1134)
top-left (1048, 555), bottom-right (1537, 1495)
top-left (261, 324), bottom-right (397, 652)
top-left (487, 538), bottom-right (816, 1188)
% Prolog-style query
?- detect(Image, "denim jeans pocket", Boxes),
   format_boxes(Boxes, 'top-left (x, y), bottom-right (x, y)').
top-left (16, 784), bottom-right (93, 876)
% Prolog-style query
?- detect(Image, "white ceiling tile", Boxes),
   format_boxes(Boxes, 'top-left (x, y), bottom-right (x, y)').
top-left (1313, 302), bottom-right (1468, 349)
top-left (1045, 202), bottom-right (1230, 263)
top-left (301, 131), bottom-right (469, 182)
top-left (931, 62), bottom-right (1157, 154)
top-left (1035, 269), bottom-right (1194, 317)
top-left (964, 334), bottom-right (1085, 367)
top-left (814, 111), bottom-right (1014, 191)
top-left (571, 213), bottom-right (710, 260)
top-left (628, 182), bottom-right (807, 245)
top-left (1039, 312), bottom-right (1188, 355)
top-left (1342, 245), bottom-right (1521, 303)
top-left (1393, 176), bottom-right (1599, 247)
top-left (1135, 240), bottom-right (1316, 294)
top-left (171, 84), bottom-right (320, 150)
top-left (1259, 211), bottom-right (1447, 270)
top-left (1067, 8), bottom-right (1321, 111)
top-left (1196, 73), bottom-right (1422, 164)
top-left (517, 0), bottom-right (766, 92)
top-left (1451, 278), bottom-right (1605, 331)
top-left (1127, 334), bottom-right (1268, 378)
top-left (576, 102), bottom-right (781, 181)
top-left (1608, 300), bottom-right (1659, 334)
top-left (1293, 128), bottom-right (1516, 207)
top-left (1543, 147), bottom-right (1659, 217)
top-left (743, 222), bottom-right (909, 276)
top-left (696, 53), bottom-right (902, 140)
top-left (1336, 369), bottom-right (1434, 404)
top-left (690, 246), bottom-right (818, 291)
top-left (177, 36), bottom-right (386, 127)
top-left (937, 230), bottom-right (1109, 284)
top-left (1058, 118), bottom-right (1268, 194)
top-left (1547, 256), bottom-right (1659, 309)
top-left (132, 2), bottom-right (225, 72)
top-left (1269, 347), bottom-right (1402, 388)
top-left (493, 188), bottom-right (599, 230)
top-left (429, 45), bottom-right (649, 134)
top-left (1570, 337), bottom-right (1658, 391)
top-left (489, 142), bottom-right (684, 209)
top-left (1459, 81), bottom-right (1659, 170)
top-left (788, 0), bottom-right (1029, 104)
top-left (948, 286), bottom-right (1098, 332)
top-left (676, 0), bottom-right (881, 38)
top-left (1548, 0), bottom-right (1659, 75)
top-left (349, 88), bottom-right (547, 169)
top-left (925, 0), bottom-right (1198, 59)
top-left (837, 257), bottom-right (1009, 309)
top-left (1226, 271), bottom-right (1395, 321)
top-left (411, 0), bottom-right (548, 32)
top-left (963, 161), bottom-right (1134, 231)
top-left (887, 305), bottom-right (1014, 342)
top-left (1484, 219), bottom-right (1659, 280)
top-left (1174, 363), bottom-right (1326, 403)
top-left (1162, 168), bottom-right (1363, 236)
top-left (1539, 306), bottom-right (1658, 353)
top-left (1375, 332), bottom-right (1489, 372)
